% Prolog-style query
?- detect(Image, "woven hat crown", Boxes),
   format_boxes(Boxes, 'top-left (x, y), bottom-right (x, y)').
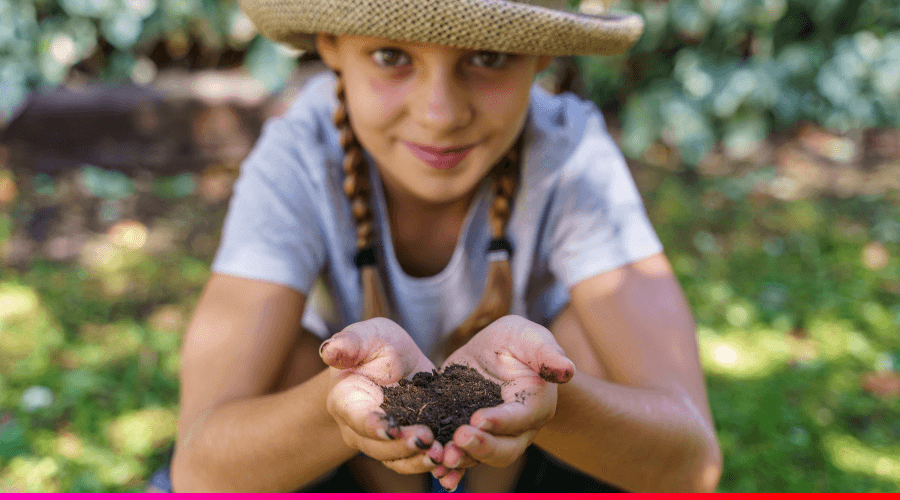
top-left (240, 0), bottom-right (644, 56)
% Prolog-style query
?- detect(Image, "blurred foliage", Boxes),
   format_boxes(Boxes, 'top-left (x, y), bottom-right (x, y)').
top-left (0, 166), bottom-right (218, 492)
top-left (0, 0), bottom-right (296, 121)
top-left (2, 0), bottom-right (899, 170)
top-left (579, 0), bottom-right (900, 166)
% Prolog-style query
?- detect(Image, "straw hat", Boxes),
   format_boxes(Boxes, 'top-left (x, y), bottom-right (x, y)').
top-left (239, 0), bottom-right (644, 56)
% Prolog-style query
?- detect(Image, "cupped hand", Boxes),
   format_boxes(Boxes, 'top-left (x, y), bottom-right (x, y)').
top-left (433, 315), bottom-right (575, 491)
top-left (320, 317), bottom-right (443, 474)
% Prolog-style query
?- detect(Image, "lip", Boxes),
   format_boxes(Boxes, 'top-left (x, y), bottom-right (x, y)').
top-left (403, 141), bottom-right (476, 170)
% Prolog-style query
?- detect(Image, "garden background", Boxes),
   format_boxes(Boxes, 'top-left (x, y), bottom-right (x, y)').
top-left (1, 0), bottom-right (899, 492)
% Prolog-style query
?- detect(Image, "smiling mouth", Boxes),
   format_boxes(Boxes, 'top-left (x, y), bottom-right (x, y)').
top-left (403, 141), bottom-right (477, 170)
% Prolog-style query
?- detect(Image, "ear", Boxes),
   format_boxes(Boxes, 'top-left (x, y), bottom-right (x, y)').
top-left (535, 55), bottom-right (555, 74)
top-left (315, 33), bottom-right (341, 71)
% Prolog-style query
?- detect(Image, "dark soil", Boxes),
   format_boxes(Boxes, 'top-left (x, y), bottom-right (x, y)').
top-left (380, 364), bottom-right (503, 445)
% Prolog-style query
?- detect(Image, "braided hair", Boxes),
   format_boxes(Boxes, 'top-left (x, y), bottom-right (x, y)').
top-left (332, 72), bottom-right (521, 360)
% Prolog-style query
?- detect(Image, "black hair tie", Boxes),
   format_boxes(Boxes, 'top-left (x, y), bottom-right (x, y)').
top-left (487, 238), bottom-right (514, 258)
top-left (355, 247), bottom-right (377, 268)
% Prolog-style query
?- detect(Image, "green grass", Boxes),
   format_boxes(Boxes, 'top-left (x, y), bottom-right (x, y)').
top-left (0, 164), bottom-right (898, 492)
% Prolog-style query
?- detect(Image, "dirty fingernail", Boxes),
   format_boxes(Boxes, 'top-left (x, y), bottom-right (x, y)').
top-left (318, 340), bottom-right (331, 356)
top-left (414, 437), bottom-right (429, 450)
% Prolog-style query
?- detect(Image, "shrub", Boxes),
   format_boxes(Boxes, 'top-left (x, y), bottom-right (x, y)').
top-left (580, 0), bottom-right (900, 165)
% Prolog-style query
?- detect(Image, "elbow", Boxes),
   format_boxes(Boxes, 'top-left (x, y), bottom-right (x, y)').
top-left (170, 445), bottom-right (226, 493)
top-left (686, 431), bottom-right (723, 492)
top-left (170, 447), bottom-right (203, 493)
top-left (695, 448), bottom-right (723, 492)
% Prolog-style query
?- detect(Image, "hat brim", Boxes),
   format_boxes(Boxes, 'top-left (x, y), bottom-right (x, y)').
top-left (240, 0), bottom-right (644, 56)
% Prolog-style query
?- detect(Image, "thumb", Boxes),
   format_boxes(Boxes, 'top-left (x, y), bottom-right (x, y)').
top-left (319, 330), bottom-right (365, 369)
top-left (530, 343), bottom-right (576, 384)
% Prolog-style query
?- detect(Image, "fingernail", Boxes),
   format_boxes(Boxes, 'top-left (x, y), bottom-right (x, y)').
top-left (318, 340), bottom-right (331, 356)
top-left (414, 437), bottom-right (429, 450)
top-left (476, 419), bottom-right (493, 433)
top-left (460, 433), bottom-right (475, 448)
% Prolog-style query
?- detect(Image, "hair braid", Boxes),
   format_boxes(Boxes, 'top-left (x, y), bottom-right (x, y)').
top-left (333, 73), bottom-right (392, 320)
top-left (441, 134), bottom-right (522, 360)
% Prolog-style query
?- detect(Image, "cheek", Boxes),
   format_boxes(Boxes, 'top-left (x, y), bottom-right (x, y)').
top-left (359, 77), bottom-right (406, 119)
top-left (477, 83), bottom-right (530, 131)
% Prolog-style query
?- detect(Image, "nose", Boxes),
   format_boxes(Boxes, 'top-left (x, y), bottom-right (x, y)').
top-left (412, 66), bottom-right (473, 132)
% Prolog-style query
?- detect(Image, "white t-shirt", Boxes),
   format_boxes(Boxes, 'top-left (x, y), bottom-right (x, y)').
top-left (212, 72), bottom-right (663, 358)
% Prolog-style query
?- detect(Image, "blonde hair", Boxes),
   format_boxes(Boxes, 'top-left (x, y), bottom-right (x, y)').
top-left (332, 72), bottom-right (521, 360)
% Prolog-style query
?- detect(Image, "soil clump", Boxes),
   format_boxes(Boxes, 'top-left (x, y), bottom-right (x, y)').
top-left (380, 364), bottom-right (503, 445)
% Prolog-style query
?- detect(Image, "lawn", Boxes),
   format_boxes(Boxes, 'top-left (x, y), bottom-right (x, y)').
top-left (0, 115), bottom-right (898, 491)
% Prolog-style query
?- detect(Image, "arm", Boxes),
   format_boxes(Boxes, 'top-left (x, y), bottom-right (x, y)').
top-left (171, 273), bottom-right (355, 492)
top-left (172, 274), bottom-right (442, 492)
top-left (534, 253), bottom-right (722, 492)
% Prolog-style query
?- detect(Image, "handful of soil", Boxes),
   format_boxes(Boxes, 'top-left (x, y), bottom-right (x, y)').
top-left (380, 364), bottom-right (503, 444)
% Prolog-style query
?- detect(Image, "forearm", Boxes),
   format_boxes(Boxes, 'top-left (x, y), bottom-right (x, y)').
top-left (533, 372), bottom-right (722, 492)
top-left (171, 369), bottom-right (356, 492)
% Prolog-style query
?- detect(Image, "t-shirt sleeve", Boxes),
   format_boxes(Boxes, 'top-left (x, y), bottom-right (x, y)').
top-left (547, 113), bottom-right (663, 288)
top-left (211, 116), bottom-right (328, 293)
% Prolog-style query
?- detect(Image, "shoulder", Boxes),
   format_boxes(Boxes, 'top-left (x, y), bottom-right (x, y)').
top-left (528, 84), bottom-right (605, 141)
top-left (282, 71), bottom-right (339, 128)
top-left (241, 72), bottom-right (341, 186)
top-left (524, 85), bottom-right (623, 188)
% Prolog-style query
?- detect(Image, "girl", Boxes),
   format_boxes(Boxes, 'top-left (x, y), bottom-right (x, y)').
top-left (167, 0), bottom-right (722, 492)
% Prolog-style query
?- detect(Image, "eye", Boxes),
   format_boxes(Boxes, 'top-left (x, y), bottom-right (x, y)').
top-left (371, 48), bottom-right (410, 68)
top-left (471, 51), bottom-right (511, 69)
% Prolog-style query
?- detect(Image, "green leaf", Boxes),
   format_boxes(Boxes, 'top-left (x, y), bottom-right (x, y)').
top-left (0, 419), bottom-right (28, 461)
top-left (244, 36), bottom-right (298, 92)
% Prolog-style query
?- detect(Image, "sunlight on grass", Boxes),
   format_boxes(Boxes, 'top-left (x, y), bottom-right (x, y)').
top-left (807, 317), bottom-right (877, 364)
top-left (53, 432), bottom-right (85, 461)
top-left (698, 326), bottom-right (792, 379)
top-left (0, 283), bottom-right (64, 379)
top-left (105, 407), bottom-right (177, 457)
top-left (0, 456), bottom-right (62, 492)
top-left (59, 321), bottom-right (144, 369)
top-left (62, 439), bottom-right (143, 487)
top-left (824, 433), bottom-right (900, 485)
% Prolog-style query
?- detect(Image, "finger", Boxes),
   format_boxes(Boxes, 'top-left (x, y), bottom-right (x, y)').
top-left (327, 378), bottom-right (391, 438)
top-left (382, 449), bottom-right (441, 475)
top-left (483, 318), bottom-right (575, 383)
top-left (441, 442), bottom-right (479, 470)
top-left (469, 394), bottom-right (553, 436)
top-left (438, 469), bottom-right (465, 492)
top-left (323, 320), bottom-right (432, 383)
top-left (533, 343), bottom-right (576, 383)
top-left (352, 425), bottom-right (436, 462)
top-left (319, 330), bottom-right (364, 369)
top-left (453, 425), bottom-right (536, 468)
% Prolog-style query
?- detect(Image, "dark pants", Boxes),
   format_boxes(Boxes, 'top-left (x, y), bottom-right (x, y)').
top-left (148, 446), bottom-right (624, 492)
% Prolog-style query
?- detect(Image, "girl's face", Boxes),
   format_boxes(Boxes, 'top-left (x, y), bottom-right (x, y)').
top-left (316, 34), bottom-right (553, 208)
